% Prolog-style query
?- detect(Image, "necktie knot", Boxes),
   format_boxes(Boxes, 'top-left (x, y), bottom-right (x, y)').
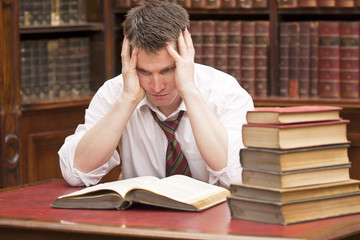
top-left (151, 110), bottom-right (184, 142)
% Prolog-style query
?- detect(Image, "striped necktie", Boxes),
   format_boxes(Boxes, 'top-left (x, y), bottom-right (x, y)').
top-left (150, 109), bottom-right (192, 177)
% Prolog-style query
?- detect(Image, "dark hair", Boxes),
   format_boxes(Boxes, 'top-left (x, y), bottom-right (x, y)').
top-left (123, 0), bottom-right (190, 53)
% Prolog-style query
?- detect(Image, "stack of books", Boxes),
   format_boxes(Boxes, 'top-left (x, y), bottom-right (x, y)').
top-left (227, 105), bottom-right (360, 225)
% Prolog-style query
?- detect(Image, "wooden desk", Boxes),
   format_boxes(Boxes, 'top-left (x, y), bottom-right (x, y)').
top-left (1, 180), bottom-right (360, 240)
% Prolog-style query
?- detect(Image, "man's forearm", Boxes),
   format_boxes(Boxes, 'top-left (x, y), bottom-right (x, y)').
top-left (182, 88), bottom-right (228, 171)
top-left (73, 94), bottom-right (139, 173)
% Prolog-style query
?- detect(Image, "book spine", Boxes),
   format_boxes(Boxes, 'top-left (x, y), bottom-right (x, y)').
top-left (298, 0), bottom-right (317, 7)
top-left (288, 22), bottom-right (300, 98)
top-left (60, 0), bottom-right (70, 25)
top-left (79, 37), bottom-right (91, 96)
top-left (355, 0), bottom-right (360, 6)
top-left (201, 21), bottom-right (216, 68)
top-left (192, 0), bottom-right (206, 8)
top-left (227, 21), bottom-right (242, 83)
top-left (33, 0), bottom-right (44, 26)
top-left (47, 40), bottom-right (58, 99)
top-left (317, 0), bottom-right (336, 7)
top-left (215, 21), bottom-right (229, 73)
top-left (190, 21), bottom-right (203, 64)
top-left (339, 21), bottom-right (359, 98)
top-left (42, 0), bottom-right (51, 25)
top-left (279, 22), bottom-right (290, 97)
top-left (255, 21), bottom-right (269, 97)
top-left (115, 0), bottom-right (131, 8)
top-left (310, 22), bottom-right (319, 97)
top-left (317, 21), bottom-right (341, 98)
top-left (253, 0), bottom-right (268, 8)
top-left (299, 22), bottom-right (311, 98)
top-left (336, 0), bottom-right (355, 7)
top-left (20, 41), bottom-right (33, 102)
top-left (51, 0), bottom-right (60, 26)
top-left (38, 40), bottom-right (49, 100)
top-left (237, 0), bottom-right (253, 8)
top-left (277, 0), bottom-right (297, 8)
top-left (241, 21), bottom-right (256, 96)
top-left (206, 0), bottom-right (221, 8)
top-left (177, 0), bottom-right (192, 8)
top-left (221, 0), bottom-right (236, 8)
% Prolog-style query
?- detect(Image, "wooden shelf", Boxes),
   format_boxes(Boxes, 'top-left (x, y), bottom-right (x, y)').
top-left (21, 96), bottom-right (92, 111)
top-left (19, 23), bottom-right (104, 35)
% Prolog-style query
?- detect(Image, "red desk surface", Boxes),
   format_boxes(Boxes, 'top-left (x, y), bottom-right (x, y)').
top-left (1, 180), bottom-right (360, 240)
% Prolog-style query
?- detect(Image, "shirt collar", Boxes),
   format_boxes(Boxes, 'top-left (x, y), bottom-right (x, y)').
top-left (138, 95), bottom-right (187, 121)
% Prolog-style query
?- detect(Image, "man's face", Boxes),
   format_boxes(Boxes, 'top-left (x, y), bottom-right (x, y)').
top-left (136, 47), bottom-right (182, 116)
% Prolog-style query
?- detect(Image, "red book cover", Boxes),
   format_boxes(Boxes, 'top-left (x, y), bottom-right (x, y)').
top-left (247, 105), bottom-right (342, 114)
top-left (317, 21), bottom-right (340, 98)
top-left (244, 119), bottom-right (348, 129)
top-left (339, 21), bottom-right (359, 98)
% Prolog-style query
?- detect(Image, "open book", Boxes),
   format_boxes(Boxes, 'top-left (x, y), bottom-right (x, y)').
top-left (51, 175), bottom-right (230, 211)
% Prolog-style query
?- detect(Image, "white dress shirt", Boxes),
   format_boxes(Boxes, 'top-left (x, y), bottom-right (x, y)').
top-left (58, 63), bottom-right (254, 188)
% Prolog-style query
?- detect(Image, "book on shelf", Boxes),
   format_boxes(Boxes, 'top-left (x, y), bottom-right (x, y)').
top-left (240, 144), bottom-right (350, 172)
top-left (227, 190), bottom-right (360, 225)
top-left (241, 21), bottom-right (256, 96)
top-left (254, 21), bottom-right (269, 97)
top-left (336, 0), bottom-right (355, 7)
top-left (245, 105), bottom-right (342, 124)
top-left (227, 21), bottom-right (242, 82)
top-left (19, 0), bottom-right (86, 26)
top-left (215, 21), bottom-right (229, 73)
top-left (339, 21), bottom-right (359, 98)
top-left (317, 21), bottom-right (341, 98)
top-left (242, 119), bottom-right (349, 150)
top-left (279, 22), bottom-right (290, 97)
top-left (298, 22), bottom-right (311, 98)
top-left (242, 164), bottom-right (351, 189)
top-left (230, 179), bottom-right (360, 202)
top-left (51, 175), bottom-right (230, 211)
top-left (317, 0), bottom-right (336, 7)
top-left (310, 21), bottom-right (319, 97)
top-left (288, 22), bottom-right (300, 98)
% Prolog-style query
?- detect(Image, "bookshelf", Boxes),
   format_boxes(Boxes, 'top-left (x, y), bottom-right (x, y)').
top-left (1, 0), bottom-right (360, 188)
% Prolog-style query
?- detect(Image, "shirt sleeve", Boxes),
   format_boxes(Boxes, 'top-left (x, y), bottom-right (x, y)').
top-left (58, 77), bottom-right (122, 186)
top-left (201, 72), bottom-right (254, 189)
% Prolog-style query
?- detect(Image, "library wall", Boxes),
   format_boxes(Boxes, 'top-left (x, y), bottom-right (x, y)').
top-left (2, 0), bottom-right (360, 187)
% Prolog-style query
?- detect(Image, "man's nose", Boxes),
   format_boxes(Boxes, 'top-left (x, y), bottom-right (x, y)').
top-left (151, 74), bottom-right (165, 93)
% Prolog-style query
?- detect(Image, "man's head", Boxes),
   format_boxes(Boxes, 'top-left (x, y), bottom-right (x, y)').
top-left (123, 0), bottom-right (190, 54)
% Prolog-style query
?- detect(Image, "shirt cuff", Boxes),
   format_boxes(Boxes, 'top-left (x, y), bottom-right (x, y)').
top-left (207, 165), bottom-right (243, 189)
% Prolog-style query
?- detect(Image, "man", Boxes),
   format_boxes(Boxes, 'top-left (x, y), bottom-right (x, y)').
top-left (59, 0), bottom-right (254, 188)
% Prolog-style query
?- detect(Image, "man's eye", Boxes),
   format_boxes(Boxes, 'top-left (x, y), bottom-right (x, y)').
top-left (161, 67), bottom-right (175, 74)
top-left (137, 69), bottom-right (151, 76)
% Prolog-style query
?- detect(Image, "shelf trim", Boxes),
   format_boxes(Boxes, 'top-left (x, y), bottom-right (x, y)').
top-left (19, 23), bottom-right (104, 34)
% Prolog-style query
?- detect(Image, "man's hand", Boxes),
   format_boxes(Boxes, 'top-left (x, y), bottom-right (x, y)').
top-left (166, 28), bottom-right (196, 97)
top-left (121, 36), bottom-right (145, 102)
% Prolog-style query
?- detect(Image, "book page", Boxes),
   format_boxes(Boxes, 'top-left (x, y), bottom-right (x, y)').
top-left (58, 176), bottom-right (159, 199)
top-left (128, 175), bottom-right (229, 205)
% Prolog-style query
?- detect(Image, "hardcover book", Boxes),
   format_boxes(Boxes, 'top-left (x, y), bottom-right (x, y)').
top-left (228, 190), bottom-right (360, 225)
top-left (52, 175), bottom-right (230, 211)
top-left (242, 119), bottom-right (349, 149)
top-left (242, 164), bottom-right (351, 189)
top-left (245, 105), bottom-right (341, 124)
top-left (230, 179), bottom-right (360, 202)
top-left (240, 144), bottom-right (350, 172)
